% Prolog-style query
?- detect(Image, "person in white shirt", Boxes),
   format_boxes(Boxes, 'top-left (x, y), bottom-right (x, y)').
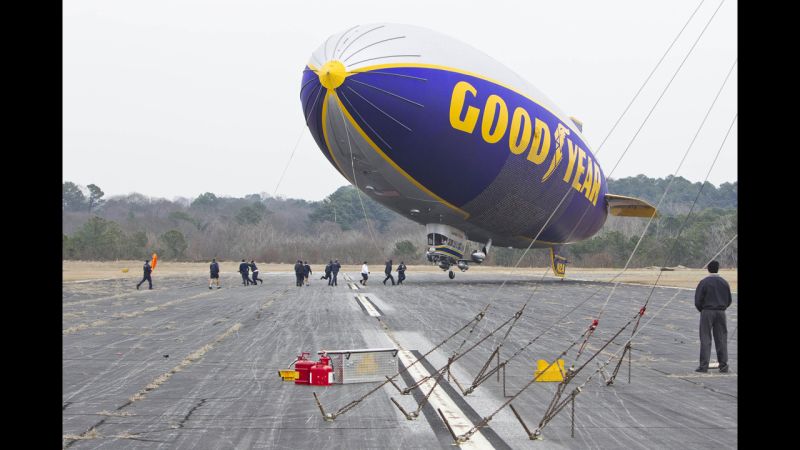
top-left (360, 261), bottom-right (370, 286)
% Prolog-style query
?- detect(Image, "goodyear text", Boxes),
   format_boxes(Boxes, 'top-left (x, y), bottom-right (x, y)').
top-left (449, 81), bottom-right (601, 206)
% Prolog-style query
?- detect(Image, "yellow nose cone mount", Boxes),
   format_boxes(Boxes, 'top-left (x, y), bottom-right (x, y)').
top-left (318, 60), bottom-right (347, 90)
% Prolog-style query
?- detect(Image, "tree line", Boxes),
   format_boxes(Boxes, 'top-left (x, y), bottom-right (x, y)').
top-left (62, 175), bottom-right (737, 267)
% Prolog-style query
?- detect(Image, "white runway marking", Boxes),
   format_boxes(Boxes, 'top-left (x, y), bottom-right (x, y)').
top-left (396, 350), bottom-right (494, 449)
top-left (355, 294), bottom-right (381, 317)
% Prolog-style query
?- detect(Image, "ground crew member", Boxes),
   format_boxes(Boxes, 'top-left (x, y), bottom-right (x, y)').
top-left (136, 260), bottom-right (152, 290)
top-left (250, 260), bottom-right (263, 285)
top-left (694, 260), bottom-right (733, 373)
top-left (239, 259), bottom-right (252, 286)
top-left (331, 259), bottom-right (341, 286)
top-left (322, 260), bottom-right (332, 281)
top-left (303, 261), bottom-right (312, 286)
top-left (383, 259), bottom-right (395, 285)
top-left (397, 261), bottom-right (407, 285)
top-left (209, 258), bottom-right (221, 289)
top-left (360, 261), bottom-right (369, 286)
top-left (294, 260), bottom-right (304, 286)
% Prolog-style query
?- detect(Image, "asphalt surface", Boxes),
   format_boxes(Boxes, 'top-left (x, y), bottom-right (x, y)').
top-left (63, 270), bottom-right (737, 449)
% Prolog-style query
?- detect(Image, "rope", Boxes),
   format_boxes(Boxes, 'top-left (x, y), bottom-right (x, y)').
top-left (459, 93), bottom-right (738, 445)
top-left (534, 288), bottom-right (685, 436)
top-left (314, 1), bottom-right (736, 424)
top-left (593, 0), bottom-right (707, 156)
top-left (272, 131), bottom-right (305, 197)
top-left (479, 222), bottom-right (736, 437)
top-left (536, 221), bottom-right (737, 434)
top-left (606, 0), bottom-right (728, 179)
top-left (319, 310), bottom-right (485, 418)
top-left (472, 55), bottom-right (737, 387)
top-left (400, 306), bottom-right (526, 394)
top-left (457, 310), bottom-right (640, 442)
top-left (574, 58), bottom-right (737, 362)
top-left (606, 113), bottom-right (737, 383)
top-left (273, 80), bottom-right (327, 196)
top-left (703, 233), bottom-right (737, 268)
top-left (468, 0), bottom-right (727, 356)
top-left (334, 92), bottom-right (385, 257)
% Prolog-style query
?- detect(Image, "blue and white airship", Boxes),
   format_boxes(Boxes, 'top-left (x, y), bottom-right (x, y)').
top-left (301, 23), bottom-right (655, 279)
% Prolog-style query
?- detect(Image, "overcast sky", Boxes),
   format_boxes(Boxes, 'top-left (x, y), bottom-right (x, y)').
top-left (63, 0), bottom-right (737, 201)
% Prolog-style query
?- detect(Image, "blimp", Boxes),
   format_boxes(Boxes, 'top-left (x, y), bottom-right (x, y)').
top-left (300, 23), bottom-right (656, 279)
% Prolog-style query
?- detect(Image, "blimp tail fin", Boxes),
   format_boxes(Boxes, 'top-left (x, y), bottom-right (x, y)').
top-left (550, 247), bottom-right (569, 278)
top-left (605, 194), bottom-right (658, 218)
top-left (569, 116), bottom-right (583, 132)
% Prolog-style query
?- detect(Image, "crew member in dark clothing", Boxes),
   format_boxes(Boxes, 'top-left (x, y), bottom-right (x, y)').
top-left (209, 258), bottom-right (221, 289)
top-left (322, 261), bottom-right (332, 281)
top-left (383, 259), bottom-right (395, 285)
top-left (331, 259), bottom-right (341, 286)
top-left (397, 261), bottom-right (407, 285)
top-left (136, 260), bottom-right (153, 290)
top-left (239, 259), bottom-right (252, 286)
top-left (294, 260), bottom-right (304, 286)
top-left (303, 261), bottom-right (312, 286)
top-left (250, 260), bottom-right (263, 285)
top-left (694, 260), bottom-right (733, 373)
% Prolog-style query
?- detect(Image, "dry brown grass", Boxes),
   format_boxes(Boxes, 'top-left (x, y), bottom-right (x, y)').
top-left (97, 410), bottom-right (134, 417)
top-left (63, 260), bottom-right (736, 291)
top-left (63, 427), bottom-right (100, 441)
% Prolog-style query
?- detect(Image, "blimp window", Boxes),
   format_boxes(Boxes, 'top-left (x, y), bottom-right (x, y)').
top-left (428, 233), bottom-right (447, 245)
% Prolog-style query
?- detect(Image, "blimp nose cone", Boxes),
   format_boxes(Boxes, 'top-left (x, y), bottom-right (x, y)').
top-left (318, 60), bottom-right (347, 90)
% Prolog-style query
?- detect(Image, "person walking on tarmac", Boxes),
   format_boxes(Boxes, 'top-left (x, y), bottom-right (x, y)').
top-left (694, 260), bottom-right (733, 373)
top-left (303, 261), bottom-right (312, 286)
top-left (397, 261), bottom-right (407, 285)
top-left (239, 259), bottom-right (252, 286)
top-left (360, 261), bottom-right (370, 286)
top-left (209, 258), bottom-right (221, 289)
top-left (250, 260), bottom-right (263, 285)
top-left (322, 260), bottom-right (332, 281)
top-left (136, 260), bottom-right (153, 290)
top-left (294, 260), bottom-right (304, 287)
top-left (331, 259), bottom-right (341, 286)
top-left (383, 259), bottom-right (395, 285)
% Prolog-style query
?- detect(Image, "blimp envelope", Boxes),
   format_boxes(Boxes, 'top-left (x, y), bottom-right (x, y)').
top-left (301, 23), bottom-right (608, 247)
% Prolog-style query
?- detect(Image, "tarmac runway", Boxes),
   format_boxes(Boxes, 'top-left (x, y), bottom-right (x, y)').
top-left (63, 270), bottom-right (737, 449)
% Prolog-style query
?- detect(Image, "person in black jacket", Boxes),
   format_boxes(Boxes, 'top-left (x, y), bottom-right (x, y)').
top-left (294, 260), bottom-right (304, 287)
top-left (694, 260), bottom-right (733, 373)
top-left (239, 259), bottom-right (252, 286)
top-left (322, 261), bottom-right (332, 281)
top-left (250, 260), bottom-right (263, 285)
top-left (397, 261), bottom-right (407, 285)
top-left (330, 259), bottom-right (341, 286)
top-left (383, 259), bottom-right (395, 285)
top-left (209, 258), bottom-right (221, 289)
top-left (303, 261), bottom-right (312, 286)
top-left (136, 260), bottom-right (152, 290)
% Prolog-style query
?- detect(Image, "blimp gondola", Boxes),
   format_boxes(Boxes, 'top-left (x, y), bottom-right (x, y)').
top-left (300, 23), bottom-right (655, 279)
